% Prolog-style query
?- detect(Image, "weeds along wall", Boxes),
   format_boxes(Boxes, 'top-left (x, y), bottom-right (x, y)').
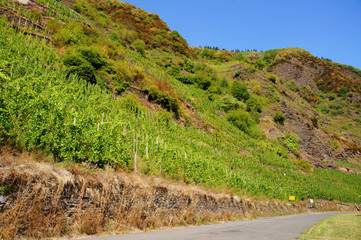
top-left (0, 18), bottom-right (361, 203)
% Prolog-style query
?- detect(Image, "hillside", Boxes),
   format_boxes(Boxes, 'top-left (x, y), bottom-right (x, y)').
top-left (0, 0), bottom-right (360, 238)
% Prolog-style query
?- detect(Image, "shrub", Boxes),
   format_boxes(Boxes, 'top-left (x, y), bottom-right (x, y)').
top-left (255, 59), bottom-right (265, 69)
top-left (183, 57), bottom-right (195, 73)
top-left (217, 95), bottom-right (244, 112)
top-left (279, 133), bottom-right (300, 156)
top-left (331, 140), bottom-right (342, 149)
top-left (246, 67), bottom-right (256, 73)
top-left (168, 65), bottom-right (181, 77)
top-left (193, 62), bottom-right (216, 77)
top-left (328, 93), bottom-right (338, 100)
top-left (268, 74), bottom-right (277, 84)
top-left (252, 85), bottom-right (261, 95)
top-left (132, 39), bottom-right (146, 57)
top-left (53, 22), bottom-right (86, 45)
top-left (231, 81), bottom-right (250, 102)
top-left (220, 78), bottom-right (229, 88)
top-left (339, 86), bottom-right (348, 97)
top-left (263, 49), bottom-right (280, 64)
top-left (287, 80), bottom-right (299, 92)
top-left (294, 159), bottom-right (311, 173)
top-left (78, 48), bottom-right (106, 70)
top-left (310, 116), bottom-right (318, 128)
top-left (63, 54), bottom-right (86, 67)
top-left (112, 75), bottom-right (129, 94)
top-left (246, 97), bottom-right (262, 113)
top-left (317, 105), bottom-right (330, 114)
top-left (208, 86), bottom-right (222, 95)
top-left (176, 75), bottom-right (195, 85)
top-left (196, 76), bottom-right (212, 90)
top-left (66, 63), bottom-right (96, 84)
top-left (148, 88), bottom-right (179, 116)
top-left (273, 111), bottom-right (285, 125)
top-left (227, 109), bottom-right (254, 134)
top-left (227, 109), bottom-right (262, 138)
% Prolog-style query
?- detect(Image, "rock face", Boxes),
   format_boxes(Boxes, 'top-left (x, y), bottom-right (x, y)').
top-left (0, 152), bottom-right (355, 239)
top-left (265, 51), bottom-right (361, 165)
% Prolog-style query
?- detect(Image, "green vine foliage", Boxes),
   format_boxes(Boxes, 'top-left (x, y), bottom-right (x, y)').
top-left (0, 18), bottom-right (360, 203)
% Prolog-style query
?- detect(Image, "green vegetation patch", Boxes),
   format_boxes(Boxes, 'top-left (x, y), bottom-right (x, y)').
top-left (0, 1), bottom-right (361, 206)
top-left (300, 214), bottom-right (361, 240)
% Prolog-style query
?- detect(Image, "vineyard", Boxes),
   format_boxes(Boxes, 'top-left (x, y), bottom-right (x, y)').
top-left (0, 13), bottom-right (360, 205)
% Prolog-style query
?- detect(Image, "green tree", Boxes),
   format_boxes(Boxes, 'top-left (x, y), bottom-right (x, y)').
top-left (231, 81), bottom-right (250, 102)
top-left (78, 48), bottom-right (106, 70)
top-left (246, 97), bottom-right (262, 113)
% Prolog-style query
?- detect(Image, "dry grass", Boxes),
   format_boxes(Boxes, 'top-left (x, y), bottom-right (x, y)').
top-left (0, 149), bottom-right (356, 239)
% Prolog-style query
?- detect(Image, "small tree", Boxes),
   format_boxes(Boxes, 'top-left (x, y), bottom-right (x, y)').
top-left (231, 81), bottom-right (250, 102)
top-left (226, 109), bottom-right (253, 134)
top-left (273, 111), bottom-right (285, 125)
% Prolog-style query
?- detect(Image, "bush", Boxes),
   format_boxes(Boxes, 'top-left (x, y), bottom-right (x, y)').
top-left (317, 105), bottom-right (330, 114)
top-left (246, 67), bottom-right (256, 73)
top-left (328, 93), bottom-right (338, 100)
top-left (231, 81), bottom-right (250, 102)
top-left (196, 76), bottom-right (212, 90)
top-left (268, 74), bottom-right (277, 84)
top-left (255, 59), bottom-right (265, 69)
top-left (63, 54), bottom-right (86, 67)
top-left (78, 48), bottom-right (106, 70)
top-left (246, 97), bottom-right (262, 113)
top-left (66, 63), bottom-right (96, 84)
top-left (193, 62), bottom-right (215, 77)
top-left (279, 133), bottom-right (299, 156)
top-left (273, 111), bottom-right (285, 125)
top-left (220, 78), bottom-right (229, 87)
top-left (54, 22), bottom-right (86, 45)
top-left (263, 49), bottom-right (280, 64)
top-left (112, 75), bottom-right (129, 94)
top-left (331, 140), bottom-right (342, 149)
top-left (132, 39), bottom-right (146, 57)
top-left (183, 57), bottom-right (195, 73)
top-left (310, 116), bottom-right (318, 128)
top-left (168, 65), bottom-right (181, 77)
top-left (234, 71), bottom-right (241, 78)
top-left (176, 75), bottom-right (195, 85)
top-left (208, 86), bottom-right (222, 95)
top-left (63, 52), bottom-right (99, 84)
top-left (287, 80), bottom-right (299, 92)
top-left (147, 88), bottom-right (179, 116)
top-left (294, 159), bottom-right (311, 173)
top-left (227, 109), bottom-right (262, 138)
top-left (217, 95), bottom-right (244, 112)
top-left (227, 109), bottom-right (253, 133)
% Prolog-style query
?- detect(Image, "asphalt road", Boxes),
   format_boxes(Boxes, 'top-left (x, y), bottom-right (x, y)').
top-left (81, 212), bottom-right (349, 240)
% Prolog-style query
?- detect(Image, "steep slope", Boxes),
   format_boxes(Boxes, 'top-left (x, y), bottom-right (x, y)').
top-left (0, 0), bottom-right (361, 239)
top-left (227, 48), bottom-right (361, 167)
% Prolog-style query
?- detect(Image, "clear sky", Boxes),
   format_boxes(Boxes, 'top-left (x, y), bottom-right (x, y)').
top-left (123, 0), bottom-right (361, 69)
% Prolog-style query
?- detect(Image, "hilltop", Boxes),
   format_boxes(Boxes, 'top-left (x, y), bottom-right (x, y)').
top-left (0, 0), bottom-right (360, 238)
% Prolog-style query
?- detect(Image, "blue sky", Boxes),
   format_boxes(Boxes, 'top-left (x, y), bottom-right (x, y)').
top-left (123, 0), bottom-right (361, 69)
